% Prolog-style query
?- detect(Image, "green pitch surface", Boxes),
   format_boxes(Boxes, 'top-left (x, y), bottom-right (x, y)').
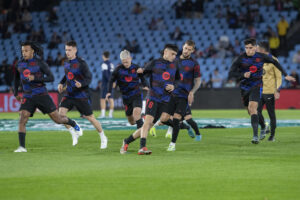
top-left (0, 110), bottom-right (300, 200)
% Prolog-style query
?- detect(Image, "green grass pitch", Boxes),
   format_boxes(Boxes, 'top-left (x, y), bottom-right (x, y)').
top-left (0, 110), bottom-right (300, 200)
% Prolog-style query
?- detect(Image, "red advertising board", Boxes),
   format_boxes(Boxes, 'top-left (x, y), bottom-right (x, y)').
top-left (0, 92), bottom-right (58, 112)
top-left (275, 89), bottom-right (300, 109)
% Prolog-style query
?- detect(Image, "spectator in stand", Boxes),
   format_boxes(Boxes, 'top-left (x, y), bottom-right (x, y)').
top-left (269, 31), bottom-right (280, 56)
top-left (22, 9), bottom-right (32, 24)
top-left (62, 31), bottom-right (71, 43)
top-left (274, 0), bottom-right (284, 11)
top-left (233, 38), bottom-right (242, 56)
top-left (277, 16), bottom-right (289, 48)
top-left (46, 54), bottom-right (55, 66)
top-left (170, 26), bottom-right (184, 40)
top-left (182, 0), bottom-right (193, 18)
top-left (263, 26), bottom-right (274, 39)
top-left (148, 17), bottom-right (157, 30)
top-left (132, 2), bottom-right (145, 15)
top-left (131, 39), bottom-right (141, 53)
top-left (48, 7), bottom-right (58, 25)
top-left (48, 32), bottom-right (61, 49)
top-left (292, 50), bottom-right (300, 63)
top-left (204, 43), bottom-right (217, 58)
top-left (193, 0), bottom-right (204, 18)
top-left (172, 0), bottom-right (184, 19)
top-left (211, 68), bottom-right (223, 88)
top-left (54, 52), bottom-right (64, 66)
top-left (156, 18), bottom-right (167, 30)
top-left (247, 25), bottom-right (257, 38)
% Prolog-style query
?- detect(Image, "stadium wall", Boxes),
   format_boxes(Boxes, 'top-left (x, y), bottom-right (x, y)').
top-left (1, 89), bottom-right (299, 112)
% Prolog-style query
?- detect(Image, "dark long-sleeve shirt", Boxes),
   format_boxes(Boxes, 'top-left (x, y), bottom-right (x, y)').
top-left (142, 58), bottom-right (180, 103)
top-left (59, 57), bottom-right (92, 98)
top-left (108, 63), bottom-right (147, 100)
top-left (14, 57), bottom-right (54, 98)
top-left (229, 52), bottom-right (287, 91)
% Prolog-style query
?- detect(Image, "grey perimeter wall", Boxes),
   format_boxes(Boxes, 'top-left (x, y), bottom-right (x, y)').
top-left (58, 88), bottom-right (244, 110)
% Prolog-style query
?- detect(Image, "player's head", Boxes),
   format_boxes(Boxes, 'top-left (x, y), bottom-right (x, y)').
top-left (120, 50), bottom-right (132, 68)
top-left (65, 40), bottom-right (77, 60)
top-left (163, 44), bottom-right (178, 62)
top-left (21, 41), bottom-right (43, 60)
top-left (182, 40), bottom-right (195, 59)
top-left (244, 38), bottom-right (257, 56)
top-left (102, 51), bottom-right (110, 61)
top-left (257, 41), bottom-right (270, 54)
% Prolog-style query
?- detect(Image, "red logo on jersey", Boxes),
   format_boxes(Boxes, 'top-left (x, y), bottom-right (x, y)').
top-left (131, 69), bottom-right (136, 73)
top-left (73, 63), bottom-right (78, 68)
top-left (125, 76), bottom-right (132, 82)
top-left (255, 58), bottom-right (261, 63)
top-left (180, 73), bottom-right (183, 81)
top-left (68, 72), bottom-right (74, 80)
top-left (23, 69), bottom-right (31, 77)
top-left (125, 105), bottom-right (128, 111)
top-left (249, 65), bottom-right (257, 73)
top-left (184, 66), bottom-right (190, 72)
top-left (169, 63), bottom-right (175, 69)
top-left (29, 62), bottom-right (36, 66)
top-left (162, 72), bottom-right (170, 80)
top-left (21, 98), bottom-right (26, 104)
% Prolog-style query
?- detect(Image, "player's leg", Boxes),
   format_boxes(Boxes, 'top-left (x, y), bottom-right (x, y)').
top-left (167, 113), bottom-right (182, 151)
top-left (14, 97), bottom-right (36, 152)
top-left (76, 99), bottom-right (108, 149)
top-left (100, 84), bottom-right (108, 118)
top-left (257, 95), bottom-right (268, 140)
top-left (120, 127), bottom-right (143, 154)
top-left (108, 97), bottom-right (114, 118)
top-left (185, 114), bottom-right (201, 141)
top-left (265, 94), bottom-right (276, 141)
top-left (15, 110), bottom-right (31, 152)
top-left (138, 114), bottom-right (154, 155)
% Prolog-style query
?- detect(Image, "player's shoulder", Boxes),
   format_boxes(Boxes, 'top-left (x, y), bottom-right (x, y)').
top-left (271, 55), bottom-right (279, 62)
top-left (77, 57), bottom-right (88, 65)
top-left (35, 57), bottom-right (49, 67)
top-left (132, 63), bottom-right (141, 68)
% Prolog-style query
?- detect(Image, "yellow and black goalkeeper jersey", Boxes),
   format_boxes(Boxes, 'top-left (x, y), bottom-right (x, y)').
top-left (262, 55), bottom-right (282, 94)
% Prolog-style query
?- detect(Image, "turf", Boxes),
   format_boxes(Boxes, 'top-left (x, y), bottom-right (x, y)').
top-left (0, 110), bottom-right (300, 200)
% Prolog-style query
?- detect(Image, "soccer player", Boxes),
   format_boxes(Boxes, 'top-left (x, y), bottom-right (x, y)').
top-left (228, 38), bottom-right (295, 144)
top-left (257, 41), bottom-right (282, 142)
top-left (120, 44), bottom-right (180, 155)
top-left (165, 40), bottom-right (201, 151)
top-left (58, 41), bottom-right (107, 149)
top-left (105, 50), bottom-right (146, 129)
top-left (99, 51), bottom-right (114, 118)
top-left (13, 41), bottom-right (82, 153)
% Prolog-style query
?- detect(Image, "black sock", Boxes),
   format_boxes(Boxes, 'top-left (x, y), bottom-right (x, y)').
top-left (186, 119), bottom-right (200, 135)
top-left (124, 135), bottom-right (135, 144)
top-left (18, 132), bottom-right (26, 148)
top-left (67, 118), bottom-right (76, 127)
top-left (179, 122), bottom-right (189, 130)
top-left (140, 138), bottom-right (146, 149)
top-left (171, 118), bottom-right (180, 143)
top-left (162, 119), bottom-right (174, 127)
top-left (251, 114), bottom-right (259, 137)
top-left (136, 119), bottom-right (144, 129)
top-left (271, 128), bottom-right (275, 137)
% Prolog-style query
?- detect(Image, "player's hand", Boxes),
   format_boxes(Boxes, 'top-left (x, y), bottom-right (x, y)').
top-left (188, 92), bottom-right (194, 106)
top-left (58, 84), bottom-right (64, 93)
top-left (285, 75), bottom-right (296, 82)
top-left (105, 93), bottom-right (111, 101)
top-left (28, 75), bottom-right (35, 81)
top-left (165, 84), bottom-right (174, 92)
top-left (244, 72), bottom-right (251, 78)
top-left (143, 86), bottom-right (149, 91)
top-left (74, 80), bottom-right (82, 88)
top-left (15, 95), bottom-right (22, 101)
top-left (275, 91), bottom-right (280, 100)
top-left (137, 68), bottom-right (144, 74)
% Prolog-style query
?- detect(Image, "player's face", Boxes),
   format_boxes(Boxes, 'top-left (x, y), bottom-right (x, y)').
top-left (245, 44), bottom-right (256, 56)
top-left (182, 44), bottom-right (194, 58)
top-left (164, 48), bottom-right (177, 62)
top-left (121, 57), bottom-right (132, 68)
top-left (21, 45), bottom-right (34, 60)
top-left (65, 45), bottom-right (77, 60)
top-left (257, 46), bottom-right (268, 55)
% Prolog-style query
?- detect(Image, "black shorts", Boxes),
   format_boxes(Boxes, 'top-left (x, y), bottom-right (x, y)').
top-left (241, 87), bottom-right (262, 107)
top-left (123, 95), bottom-right (142, 116)
top-left (166, 96), bottom-right (188, 117)
top-left (101, 83), bottom-right (114, 99)
top-left (20, 94), bottom-right (57, 117)
top-left (60, 97), bottom-right (93, 116)
top-left (145, 99), bottom-right (169, 124)
top-left (185, 105), bottom-right (192, 116)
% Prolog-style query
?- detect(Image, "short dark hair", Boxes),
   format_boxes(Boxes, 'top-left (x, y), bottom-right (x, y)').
top-left (184, 40), bottom-right (196, 48)
top-left (244, 38), bottom-right (256, 46)
top-left (258, 41), bottom-right (270, 52)
top-left (163, 44), bottom-right (178, 53)
top-left (103, 51), bottom-right (110, 58)
top-left (65, 40), bottom-right (77, 47)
